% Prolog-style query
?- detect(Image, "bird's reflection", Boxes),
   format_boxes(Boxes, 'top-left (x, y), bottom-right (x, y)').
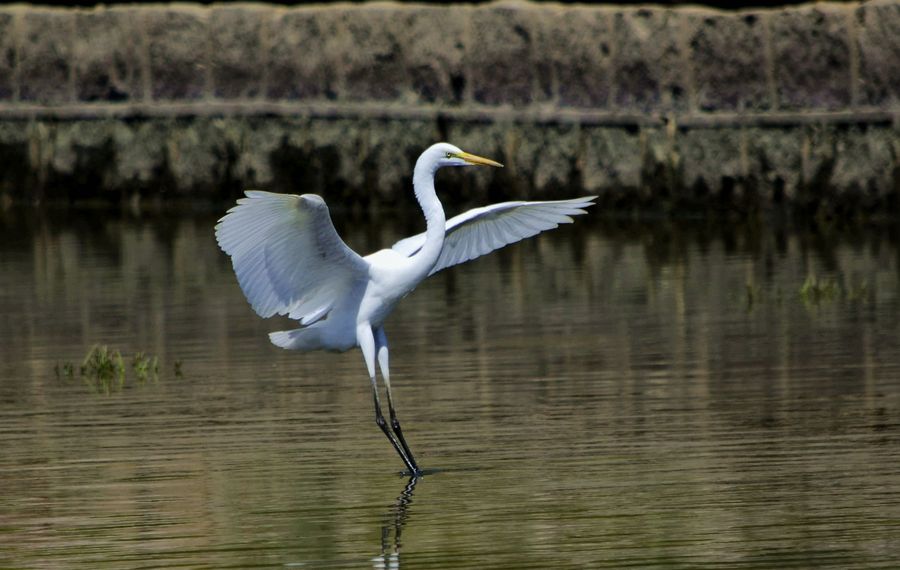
top-left (372, 476), bottom-right (419, 570)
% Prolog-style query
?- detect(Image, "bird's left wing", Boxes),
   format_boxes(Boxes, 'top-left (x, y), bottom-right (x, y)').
top-left (215, 191), bottom-right (369, 322)
top-left (391, 196), bottom-right (597, 276)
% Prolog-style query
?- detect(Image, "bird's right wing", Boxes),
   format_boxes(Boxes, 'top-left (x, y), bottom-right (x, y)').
top-left (391, 196), bottom-right (596, 275)
top-left (215, 191), bottom-right (369, 322)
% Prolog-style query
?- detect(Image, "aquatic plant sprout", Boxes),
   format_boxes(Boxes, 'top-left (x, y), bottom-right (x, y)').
top-left (215, 142), bottom-right (596, 476)
top-left (55, 346), bottom-right (175, 393)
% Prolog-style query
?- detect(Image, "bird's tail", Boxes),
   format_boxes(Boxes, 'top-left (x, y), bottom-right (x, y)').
top-left (269, 328), bottom-right (321, 351)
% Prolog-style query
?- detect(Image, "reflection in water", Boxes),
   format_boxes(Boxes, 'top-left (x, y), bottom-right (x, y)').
top-left (374, 477), bottom-right (418, 570)
top-left (0, 206), bottom-right (899, 569)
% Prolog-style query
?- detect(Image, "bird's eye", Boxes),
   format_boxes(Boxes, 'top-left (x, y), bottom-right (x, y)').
top-left (445, 152), bottom-right (453, 159)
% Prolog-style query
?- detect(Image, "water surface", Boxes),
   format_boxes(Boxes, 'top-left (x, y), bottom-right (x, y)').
top-left (1, 206), bottom-right (899, 569)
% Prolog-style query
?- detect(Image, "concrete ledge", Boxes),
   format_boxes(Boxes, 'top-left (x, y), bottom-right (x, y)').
top-left (0, 1), bottom-right (897, 213)
top-left (0, 1), bottom-right (895, 119)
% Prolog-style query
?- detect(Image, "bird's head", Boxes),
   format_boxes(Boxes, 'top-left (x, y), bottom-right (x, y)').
top-left (419, 142), bottom-right (504, 172)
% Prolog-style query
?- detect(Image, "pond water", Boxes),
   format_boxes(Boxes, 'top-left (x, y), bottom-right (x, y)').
top-left (1, 204), bottom-right (899, 569)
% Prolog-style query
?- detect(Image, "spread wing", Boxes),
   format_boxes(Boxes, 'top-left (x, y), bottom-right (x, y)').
top-left (391, 196), bottom-right (596, 276)
top-left (215, 191), bottom-right (368, 323)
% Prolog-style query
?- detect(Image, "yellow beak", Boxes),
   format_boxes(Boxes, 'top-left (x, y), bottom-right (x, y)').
top-left (456, 151), bottom-right (504, 168)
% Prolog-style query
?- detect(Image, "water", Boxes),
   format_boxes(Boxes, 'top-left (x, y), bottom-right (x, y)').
top-left (1, 205), bottom-right (899, 569)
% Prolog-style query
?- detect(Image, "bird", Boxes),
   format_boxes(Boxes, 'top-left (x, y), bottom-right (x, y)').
top-left (215, 142), bottom-right (596, 476)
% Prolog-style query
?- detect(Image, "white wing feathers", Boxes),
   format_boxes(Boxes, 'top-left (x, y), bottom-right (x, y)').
top-left (391, 196), bottom-right (597, 275)
top-left (215, 191), bottom-right (367, 322)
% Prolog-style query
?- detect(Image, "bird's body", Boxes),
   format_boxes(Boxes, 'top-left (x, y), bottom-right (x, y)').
top-left (216, 142), bottom-right (595, 476)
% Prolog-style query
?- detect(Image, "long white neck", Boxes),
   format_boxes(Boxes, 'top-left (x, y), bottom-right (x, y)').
top-left (410, 157), bottom-right (447, 275)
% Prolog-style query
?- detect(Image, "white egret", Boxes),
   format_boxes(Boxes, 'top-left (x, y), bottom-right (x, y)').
top-left (215, 142), bottom-right (596, 476)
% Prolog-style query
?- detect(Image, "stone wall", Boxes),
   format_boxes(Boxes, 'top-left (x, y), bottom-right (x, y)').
top-left (0, 1), bottom-right (897, 215)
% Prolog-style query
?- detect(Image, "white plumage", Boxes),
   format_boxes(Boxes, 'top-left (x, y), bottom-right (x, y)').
top-left (215, 142), bottom-right (596, 475)
top-left (216, 192), bottom-right (367, 321)
top-left (391, 197), bottom-right (597, 276)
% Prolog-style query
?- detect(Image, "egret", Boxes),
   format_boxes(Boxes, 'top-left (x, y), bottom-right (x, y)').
top-left (215, 142), bottom-right (596, 476)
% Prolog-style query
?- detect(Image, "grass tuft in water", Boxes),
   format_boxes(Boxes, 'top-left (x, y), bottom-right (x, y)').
top-left (55, 345), bottom-right (180, 393)
top-left (799, 275), bottom-right (839, 306)
top-left (79, 345), bottom-right (126, 393)
top-left (82, 345), bottom-right (125, 381)
top-left (741, 276), bottom-right (868, 312)
top-left (132, 352), bottom-right (159, 382)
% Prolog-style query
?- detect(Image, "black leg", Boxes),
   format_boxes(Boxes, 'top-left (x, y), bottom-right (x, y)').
top-left (388, 402), bottom-right (419, 475)
top-left (373, 326), bottom-right (421, 476)
top-left (372, 379), bottom-right (418, 475)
